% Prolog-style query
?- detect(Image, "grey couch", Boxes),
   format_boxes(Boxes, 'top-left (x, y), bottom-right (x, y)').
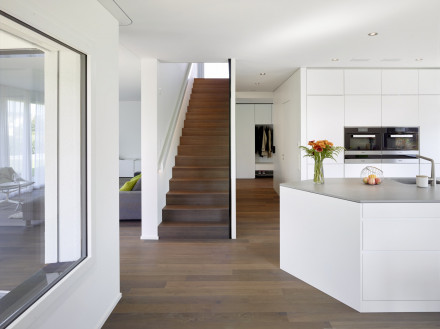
top-left (119, 177), bottom-right (141, 220)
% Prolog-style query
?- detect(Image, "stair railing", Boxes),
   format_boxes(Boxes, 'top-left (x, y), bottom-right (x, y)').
top-left (157, 63), bottom-right (194, 171)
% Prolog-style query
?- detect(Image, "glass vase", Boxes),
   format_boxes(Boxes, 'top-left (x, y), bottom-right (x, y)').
top-left (313, 159), bottom-right (324, 184)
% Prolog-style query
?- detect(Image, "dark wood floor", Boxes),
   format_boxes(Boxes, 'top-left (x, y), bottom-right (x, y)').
top-left (102, 178), bottom-right (440, 329)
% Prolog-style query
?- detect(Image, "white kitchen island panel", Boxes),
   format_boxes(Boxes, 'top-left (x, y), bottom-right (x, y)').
top-left (280, 186), bottom-right (362, 311)
top-left (280, 179), bottom-right (440, 313)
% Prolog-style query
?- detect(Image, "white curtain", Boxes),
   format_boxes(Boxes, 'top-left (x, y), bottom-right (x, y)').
top-left (0, 85), bottom-right (45, 188)
top-left (31, 102), bottom-right (45, 188)
top-left (0, 93), bottom-right (9, 168)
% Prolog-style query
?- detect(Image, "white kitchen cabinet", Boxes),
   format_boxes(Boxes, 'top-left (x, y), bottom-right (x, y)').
top-left (419, 70), bottom-right (440, 94)
top-left (236, 104), bottom-right (255, 178)
top-left (307, 69), bottom-right (344, 95)
top-left (254, 104), bottom-right (272, 124)
top-left (382, 70), bottom-right (419, 94)
top-left (419, 95), bottom-right (440, 162)
top-left (345, 163), bottom-right (382, 178)
top-left (307, 96), bottom-right (345, 163)
top-left (363, 252), bottom-right (440, 301)
top-left (345, 95), bottom-right (381, 126)
top-left (381, 95), bottom-right (419, 126)
top-left (344, 69), bottom-right (381, 95)
top-left (381, 163), bottom-right (419, 177)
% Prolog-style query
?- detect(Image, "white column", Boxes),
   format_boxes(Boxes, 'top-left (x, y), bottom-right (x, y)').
top-left (141, 58), bottom-right (159, 240)
top-left (230, 59), bottom-right (237, 239)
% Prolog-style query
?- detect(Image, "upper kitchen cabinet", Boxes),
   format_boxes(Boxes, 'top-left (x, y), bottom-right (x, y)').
top-left (382, 70), bottom-right (418, 94)
top-left (307, 96), bottom-right (344, 163)
top-left (419, 70), bottom-right (440, 94)
top-left (307, 69), bottom-right (344, 95)
top-left (254, 104), bottom-right (272, 124)
top-left (345, 95), bottom-right (381, 126)
top-left (344, 69), bottom-right (381, 95)
top-left (382, 95), bottom-right (419, 126)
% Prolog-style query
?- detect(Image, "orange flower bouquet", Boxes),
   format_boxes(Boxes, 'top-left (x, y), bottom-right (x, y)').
top-left (300, 140), bottom-right (344, 184)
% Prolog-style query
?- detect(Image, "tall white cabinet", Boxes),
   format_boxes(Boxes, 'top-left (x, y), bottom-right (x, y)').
top-left (236, 103), bottom-right (273, 179)
top-left (236, 104), bottom-right (255, 178)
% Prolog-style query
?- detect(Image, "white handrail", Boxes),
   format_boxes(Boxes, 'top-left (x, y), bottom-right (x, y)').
top-left (158, 63), bottom-right (193, 170)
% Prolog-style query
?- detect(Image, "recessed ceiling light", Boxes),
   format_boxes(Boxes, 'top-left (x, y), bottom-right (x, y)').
top-left (415, 58), bottom-right (424, 61)
top-left (259, 72), bottom-right (266, 76)
top-left (331, 58), bottom-right (339, 62)
top-left (368, 32), bottom-right (378, 36)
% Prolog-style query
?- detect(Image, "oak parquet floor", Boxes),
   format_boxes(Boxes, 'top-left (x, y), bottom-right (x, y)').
top-left (102, 178), bottom-right (440, 329)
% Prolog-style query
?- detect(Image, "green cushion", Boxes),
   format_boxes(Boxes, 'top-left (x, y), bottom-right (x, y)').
top-left (119, 174), bottom-right (142, 191)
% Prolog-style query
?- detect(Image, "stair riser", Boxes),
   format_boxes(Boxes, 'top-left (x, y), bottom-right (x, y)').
top-left (178, 145), bottom-right (229, 156)
top-left (182, 128), bottom-right (229, 136)
top-left (190, 94), bottom-right (229, 100)
top-left (184, 121), bottom-right (229, 129)
top-left (193, 79), bottom-right (229, 86)
top-left (158, 224), bottom-right (229, 239)
top-left (192, 88), bottom-right (229, 94)
top-left (166, 193), bottom-right (229, 206)
top-left (169, 180), bottom-right (229, 192)
top-left (189, 101), bottom-right (229, 108)
top-left (186, 113), bottom-right (229, 120)
top-left (180, 136), bottom-right (229, 145)
top-left (172, 167), bottom-right (229, 178)
top-left (175, 156), bottom-right (229, 167)
top-left (162, 209), bottom-right (229, 222)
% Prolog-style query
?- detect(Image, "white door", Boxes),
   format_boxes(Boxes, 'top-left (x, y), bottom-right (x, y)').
top-left (236, 104), bottom-right (255, 178)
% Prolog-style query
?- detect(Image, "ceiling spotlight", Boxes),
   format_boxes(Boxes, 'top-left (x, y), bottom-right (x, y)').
top-left (368, 32), bottom-right (379, 36)
top-left (331, 58), bottom-right (339, 62)
top-left (415, 58), bottom-right (424, 61)
top-left (259, 72), bottom-right (266, 76)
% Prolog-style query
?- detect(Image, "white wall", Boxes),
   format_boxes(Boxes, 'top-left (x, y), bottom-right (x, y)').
top-left (236, 91), bottom-right (273, 103)
top-left (273, 69), bottom-right (304, 194)
top-left (1, 1), bottom-right (121, 328)
top-left (119, 101), bottom-right (141, 159)
top-left (141, 58), bottom-right (159, 240)
top-left (119, 44), bottom-right (141, 102)
top-left (157, 63), bottom-right (190, 155)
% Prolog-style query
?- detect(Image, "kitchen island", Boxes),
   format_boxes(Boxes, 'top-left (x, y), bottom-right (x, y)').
top-left (280, 178), bottom-right (440, 312)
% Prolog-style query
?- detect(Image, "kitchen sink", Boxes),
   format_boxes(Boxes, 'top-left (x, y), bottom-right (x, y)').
top-left (391, 177), bottom-right (440, 185)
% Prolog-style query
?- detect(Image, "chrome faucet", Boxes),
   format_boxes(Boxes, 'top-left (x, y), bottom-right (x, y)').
top-left (416, 155), bottom-right (436, 186)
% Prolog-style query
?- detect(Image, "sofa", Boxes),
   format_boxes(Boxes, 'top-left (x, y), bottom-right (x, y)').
top-left (119, 176), bottom-right (141, 220)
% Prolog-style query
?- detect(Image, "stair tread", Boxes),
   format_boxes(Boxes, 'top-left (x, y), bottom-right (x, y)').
top-left (173, 166), bottom-right (228, 169)
top-left (164, 205), bottom-right (228, 210)
top-left (167, 190), bottom-right (228, 195)
top-left (159, 221), bottom-right (228, 227)
top-left (170, 177), bottom-right (228, 181)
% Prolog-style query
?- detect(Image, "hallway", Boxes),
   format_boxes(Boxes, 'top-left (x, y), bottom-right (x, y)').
top-left (103, 179), bottom-right (440, 329)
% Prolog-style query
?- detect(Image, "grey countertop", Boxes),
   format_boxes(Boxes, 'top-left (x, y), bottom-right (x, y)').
top-left (281, 178), bottom-right (440, 203)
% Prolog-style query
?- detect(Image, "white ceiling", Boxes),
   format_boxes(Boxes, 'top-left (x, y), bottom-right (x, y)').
top-left (114, 0), bottom-right (440, 97)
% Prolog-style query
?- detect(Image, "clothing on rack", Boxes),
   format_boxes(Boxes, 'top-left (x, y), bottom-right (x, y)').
top-left (255, 125), bottom-right (274, 158)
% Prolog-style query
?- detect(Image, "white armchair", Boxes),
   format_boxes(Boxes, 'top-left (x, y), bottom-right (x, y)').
top-left (0, 167), bottom-right (33, 208)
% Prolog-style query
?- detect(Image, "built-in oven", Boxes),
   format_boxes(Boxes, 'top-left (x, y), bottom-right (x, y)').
top-left (344, 127), bottom-right (384, 163)
top-left (382, 127), bottom-right (419, 163)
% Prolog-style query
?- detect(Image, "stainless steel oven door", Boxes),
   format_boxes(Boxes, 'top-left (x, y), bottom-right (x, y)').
top-left (344, 127), bottom-right (384, 152)
top-left (383, 127), bottom-right (419, 151)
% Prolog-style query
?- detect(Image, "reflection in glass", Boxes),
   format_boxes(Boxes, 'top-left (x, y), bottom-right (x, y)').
top-left (0, 15), bottom-right (86, 328)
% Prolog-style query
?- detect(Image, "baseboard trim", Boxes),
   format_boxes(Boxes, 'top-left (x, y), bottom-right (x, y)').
top-left (94, 292), bottom-right (121, 329)
top-left (140, 235), bottom-right (159, 240)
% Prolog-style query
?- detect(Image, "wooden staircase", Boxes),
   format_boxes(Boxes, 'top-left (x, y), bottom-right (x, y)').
top-left (158, 78), bottom-right (230, 239)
